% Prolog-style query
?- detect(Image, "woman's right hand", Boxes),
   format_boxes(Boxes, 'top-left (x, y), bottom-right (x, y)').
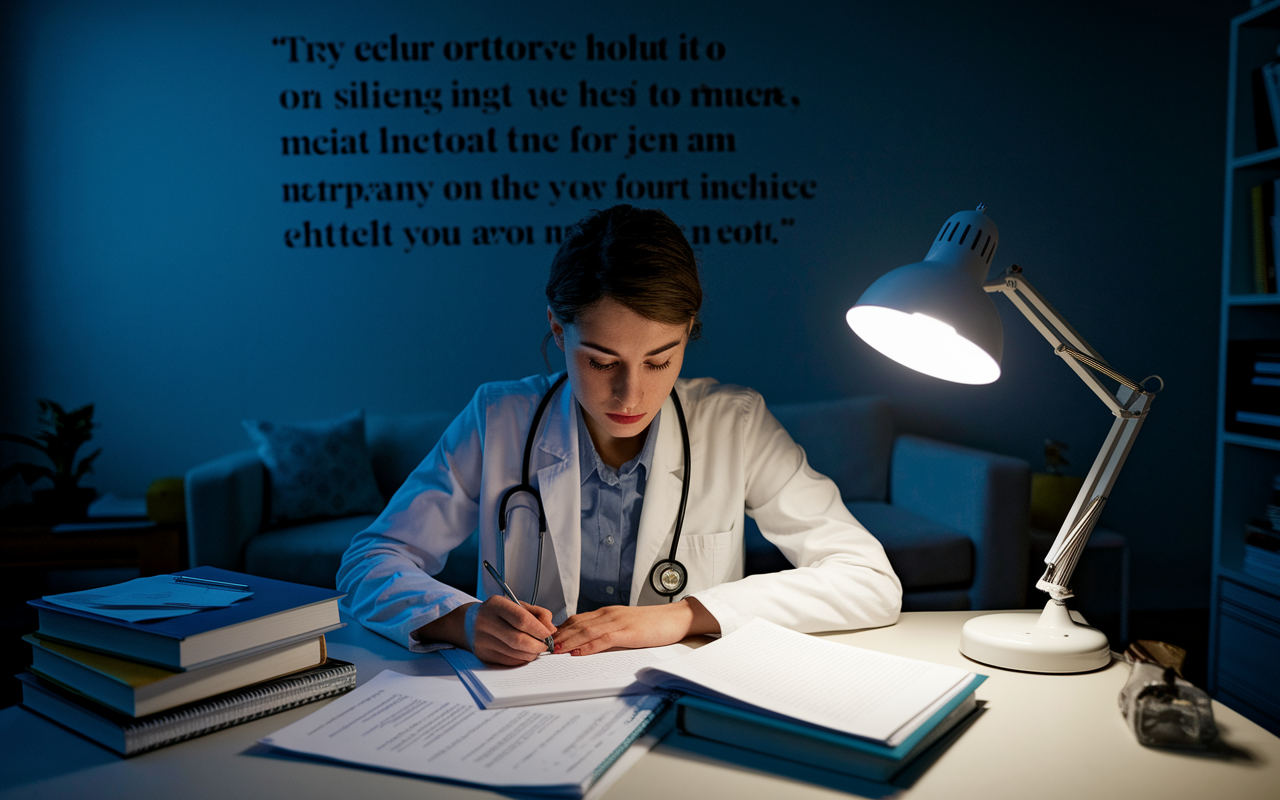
top-left (465, 596), bottom-right (557, 665)
top-left (415, 597), bottom-right (555, 666)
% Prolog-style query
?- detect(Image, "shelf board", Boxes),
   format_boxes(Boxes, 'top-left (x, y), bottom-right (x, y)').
top-left (1226, 293), bottom-right (1280, 306)
top-left (1239, 0), bottom-right (1280, 29)
top-left (1223, 432), bottom-right (1280, 452)
top-left (1218, 564), bottom-right (1280, 597)
top-left (1232, 148), bottom-right (1280, 169)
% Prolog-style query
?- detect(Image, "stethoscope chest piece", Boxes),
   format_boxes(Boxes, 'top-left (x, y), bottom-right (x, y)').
top-left (649, 558), bottom-right (687, 597)
top-left (504, 374), bottom-right (694, 605)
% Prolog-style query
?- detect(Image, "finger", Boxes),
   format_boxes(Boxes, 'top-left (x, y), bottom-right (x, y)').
top-left (474, 613), bottom-right (546, 658)
top-left (474, 635), bottom-right (541, 666)
top-left (569, 636), bottom-right (617, 657)
top-left (554, 613), bottom-right (618, 653)
top-left (489, 598), bottom-right (554, 648)
top-left (520, 602), bottom-right (557, 635)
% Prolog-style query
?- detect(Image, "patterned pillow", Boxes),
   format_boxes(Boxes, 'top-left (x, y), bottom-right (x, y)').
top-left (242, 409), bottom-right (384, 524)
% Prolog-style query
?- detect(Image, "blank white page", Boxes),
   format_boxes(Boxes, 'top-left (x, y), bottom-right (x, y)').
top-left (635, 618), bottom-right (973, 743)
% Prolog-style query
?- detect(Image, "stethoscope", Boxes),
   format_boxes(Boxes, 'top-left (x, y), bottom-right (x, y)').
top-left (497, 373), bottom-right (692, 605)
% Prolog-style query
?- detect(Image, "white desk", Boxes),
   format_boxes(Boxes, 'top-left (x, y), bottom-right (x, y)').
top-left (2, 610), bottom-right (1277, 799)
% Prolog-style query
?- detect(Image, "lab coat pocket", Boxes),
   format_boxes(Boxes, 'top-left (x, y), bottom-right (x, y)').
top-left (676, 529), bottom-right (736, 593)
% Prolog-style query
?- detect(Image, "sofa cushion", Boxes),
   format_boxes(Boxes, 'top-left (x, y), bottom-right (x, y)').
top-left (847, 501), bottom-right (973, 590)
top-left (769, 397), bottom-right (893, 503)
top-left (744, 503), bottom-right (972, 592)
top-left (245, 514), bottom-right (481, 595)
top-left (245, 514), bottom-right (377, 589)
top-left (242, 410), bottom-right (384, 524)
top-left (367, 411), bottom-right (456, 499)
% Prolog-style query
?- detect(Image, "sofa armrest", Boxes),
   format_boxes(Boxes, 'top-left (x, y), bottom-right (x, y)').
top-left (185, 449), bottom-right (265, 570)
top-left (889, 434), bottom-right (1030, 610)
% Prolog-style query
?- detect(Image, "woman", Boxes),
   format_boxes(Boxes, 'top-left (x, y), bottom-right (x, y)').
top-left (338, 205), bottom-right (901, 665)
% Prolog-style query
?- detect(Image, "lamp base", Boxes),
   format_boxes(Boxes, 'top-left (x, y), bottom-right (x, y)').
top-left (959, 600), bottom-right (1111, 673)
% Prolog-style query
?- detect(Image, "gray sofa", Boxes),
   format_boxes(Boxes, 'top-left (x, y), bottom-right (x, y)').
top-left (186, 396), bottom-right (1030, 611)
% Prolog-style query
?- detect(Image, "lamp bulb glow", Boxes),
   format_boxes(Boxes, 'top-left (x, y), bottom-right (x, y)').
top-left (846, 305), bottom-right (1001, 385)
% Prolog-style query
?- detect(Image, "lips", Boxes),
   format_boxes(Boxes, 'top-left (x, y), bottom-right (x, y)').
top-left (606, 413), bottom-right (646, 425)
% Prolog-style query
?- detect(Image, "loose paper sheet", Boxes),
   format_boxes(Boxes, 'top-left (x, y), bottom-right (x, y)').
top-left (261, 669), bottom-right (668, 797)
top-left (43, 575), bottom-right (253, 622)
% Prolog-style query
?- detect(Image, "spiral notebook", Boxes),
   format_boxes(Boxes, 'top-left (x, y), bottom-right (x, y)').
top-left (19, 659), bottom-right (356, 756)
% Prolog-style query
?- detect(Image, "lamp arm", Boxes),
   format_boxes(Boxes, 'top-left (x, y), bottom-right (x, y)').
top-left (983, 267), bottom-right (1142, 417)
top-left (983, 266), bottom-right (1159, 601)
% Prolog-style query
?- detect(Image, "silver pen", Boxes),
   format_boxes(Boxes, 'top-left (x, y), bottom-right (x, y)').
top-left (171, 575), bottom-right (250, 591)
top-left (482, 560), bottom-right (555, 654)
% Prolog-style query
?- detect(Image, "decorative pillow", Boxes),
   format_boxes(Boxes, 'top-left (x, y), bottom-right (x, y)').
top-left (242, 409), bottom-right (384, 524)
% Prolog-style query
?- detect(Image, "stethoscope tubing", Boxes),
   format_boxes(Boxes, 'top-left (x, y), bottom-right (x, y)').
top-left (498, 373), bottom-right (690, 605)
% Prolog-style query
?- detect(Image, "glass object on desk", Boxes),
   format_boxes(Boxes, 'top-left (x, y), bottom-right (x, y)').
top-left (1118, 640), bottom-right (1217, 748)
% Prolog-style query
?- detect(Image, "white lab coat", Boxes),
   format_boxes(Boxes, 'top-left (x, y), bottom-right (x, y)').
top-left (337, 373), bottom-right (902, 651)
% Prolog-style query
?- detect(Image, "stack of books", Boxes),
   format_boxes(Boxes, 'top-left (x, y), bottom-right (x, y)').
top-left (1245, 518), bottom-right (1280, 586)
top-left (1225, 340), bottom-right (1280, 440)
top-left (19, 567), bottom-right (355, 756)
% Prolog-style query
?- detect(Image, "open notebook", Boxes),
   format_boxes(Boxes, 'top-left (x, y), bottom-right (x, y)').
top-left (440, 642), bottom-right (692, 708)
top-left (441, 617), bottom-right (981, 752)
top-left (636, 618), bottom-right (981, 748)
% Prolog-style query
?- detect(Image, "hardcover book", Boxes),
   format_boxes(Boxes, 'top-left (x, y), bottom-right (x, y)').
top-left (25, 633), bottom-right (328, 717)
top-left (29, 567), bottom-right (344, 670)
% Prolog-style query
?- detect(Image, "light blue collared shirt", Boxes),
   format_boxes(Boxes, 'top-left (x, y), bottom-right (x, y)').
top-left (575, 404), bottom-right (660, 613)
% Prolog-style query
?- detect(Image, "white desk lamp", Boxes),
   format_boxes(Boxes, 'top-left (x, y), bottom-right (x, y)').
top-left (847, 205), bottom-right (1161, 673)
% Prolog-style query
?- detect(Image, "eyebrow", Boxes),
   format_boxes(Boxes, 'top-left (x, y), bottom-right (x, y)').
top-left (580, 339), bottom-right (683, 357)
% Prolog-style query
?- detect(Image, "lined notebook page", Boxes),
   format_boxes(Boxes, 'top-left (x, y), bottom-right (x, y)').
top-left (480, 646), bottom-right (688, 689)
top-left (442, 643), bottom-right (691, 706)
top-left (635, 618), bottom-right (972, 743)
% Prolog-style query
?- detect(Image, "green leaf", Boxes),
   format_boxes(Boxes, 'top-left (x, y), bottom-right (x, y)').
top-left (74, 448), bottom-right (102, 480)
top-left (0, 462), bottom-right (54, 487)
top-left (0, 432), bottom-right (45, 451)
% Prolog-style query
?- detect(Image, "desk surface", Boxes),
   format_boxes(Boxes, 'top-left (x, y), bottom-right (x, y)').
top-left (2, 610), bottom-right (1277, 800)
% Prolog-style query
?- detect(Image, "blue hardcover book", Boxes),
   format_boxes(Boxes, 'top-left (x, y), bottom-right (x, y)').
top-left (673, 674), bottom-right (985, 782)
top-left (29, 567), bottom-right (344, 671)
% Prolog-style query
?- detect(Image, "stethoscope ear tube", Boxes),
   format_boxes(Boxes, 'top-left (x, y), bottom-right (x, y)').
top-left (651, 388), bottom-right (692, 600)
top-left (500, 374), bottom-right (692, 606)
top-left (498, 373), bottom-right (568, 605)
top-left (497, 484), bottom-right (546, 534)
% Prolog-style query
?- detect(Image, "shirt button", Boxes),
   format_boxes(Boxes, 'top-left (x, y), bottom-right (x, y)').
top-left (605, 535), bottom-right (615, 546)
top-left (606, 586), bottom-right (615, 595)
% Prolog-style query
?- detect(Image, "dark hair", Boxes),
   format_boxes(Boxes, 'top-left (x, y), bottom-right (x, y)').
top-left (543, 205), bottom-right (702, 365)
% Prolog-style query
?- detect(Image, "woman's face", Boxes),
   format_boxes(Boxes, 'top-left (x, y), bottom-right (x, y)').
top-left (550, 297), bottom-right (689, 447)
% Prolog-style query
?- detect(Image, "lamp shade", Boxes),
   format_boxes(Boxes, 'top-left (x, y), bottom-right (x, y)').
top-left (846, 207), bottom-right (1004, 385)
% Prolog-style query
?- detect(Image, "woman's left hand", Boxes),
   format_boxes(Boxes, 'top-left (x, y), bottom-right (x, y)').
top-left (552, 598), bottom-right (720, 656)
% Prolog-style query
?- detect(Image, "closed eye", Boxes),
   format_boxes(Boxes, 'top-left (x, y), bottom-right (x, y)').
top-left (587, 358), bottom-right (672, 372)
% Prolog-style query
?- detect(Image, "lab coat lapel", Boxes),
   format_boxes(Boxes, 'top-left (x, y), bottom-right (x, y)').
top-left (631, 392), bottom-right (684, 604)
top-left (536, 383), bottom-right (581, 616)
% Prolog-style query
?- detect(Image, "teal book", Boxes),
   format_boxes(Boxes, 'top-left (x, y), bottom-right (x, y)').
top-left (29, 567), bottom-right (344, 670)
top-left (673, 674), bottom-right (985, 782)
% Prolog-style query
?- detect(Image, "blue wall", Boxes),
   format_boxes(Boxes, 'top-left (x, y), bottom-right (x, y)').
top-left (0, 0), bottom-right (1242, 609)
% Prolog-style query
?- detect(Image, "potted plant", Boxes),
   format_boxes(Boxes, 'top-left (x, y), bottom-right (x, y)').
top-left (1, 399), bottom-right (101, 523)
top-left (1030, 439), bottom-right (1085, 532)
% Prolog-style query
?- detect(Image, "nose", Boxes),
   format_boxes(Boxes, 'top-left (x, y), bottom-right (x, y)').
top-left (613, 366), bottom-right (643, 411)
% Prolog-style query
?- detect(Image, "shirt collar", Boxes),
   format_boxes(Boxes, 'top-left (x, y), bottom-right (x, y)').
top-left (575, 403), bottom-right (661, 486)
